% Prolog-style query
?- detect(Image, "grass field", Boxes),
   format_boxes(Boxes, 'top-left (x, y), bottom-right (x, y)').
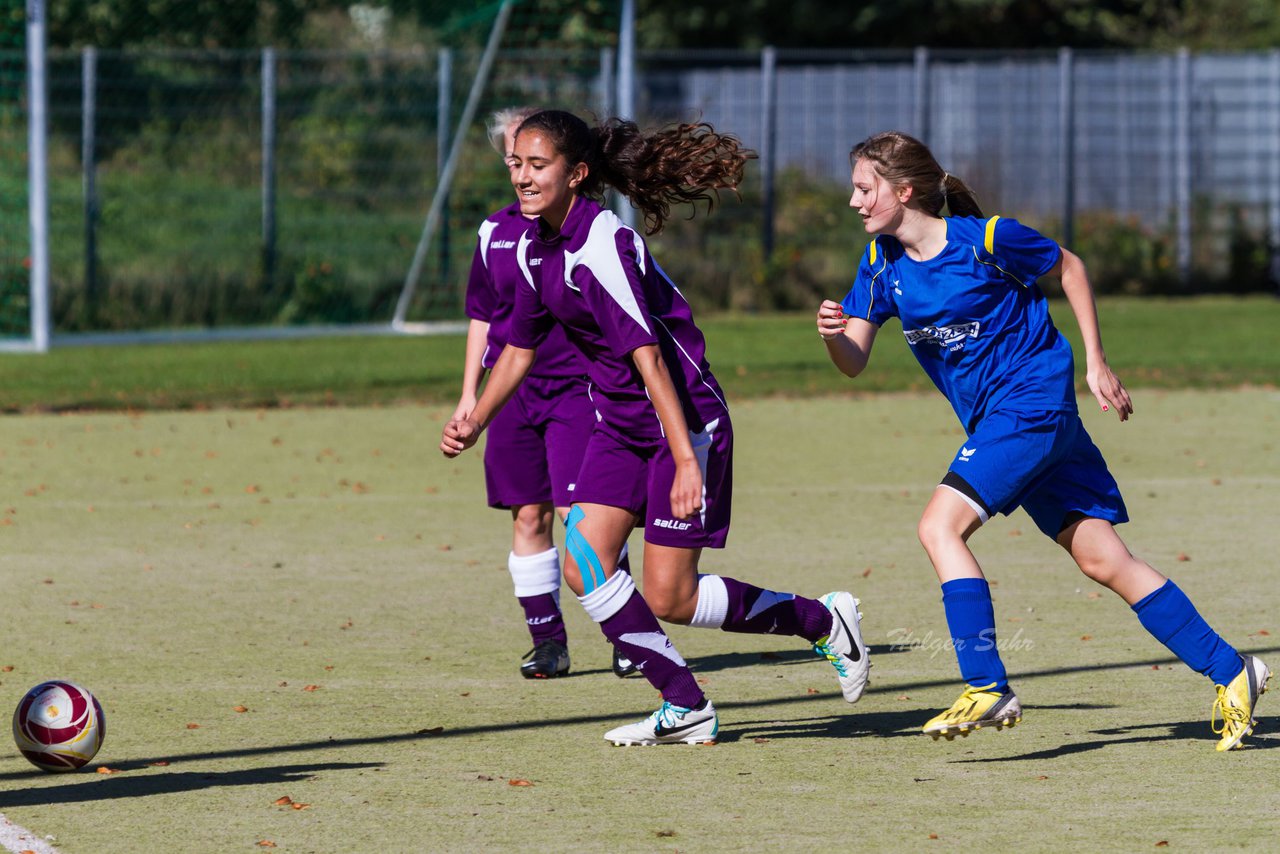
top-left (2, 295), bottom-right (1278, 412)
top-left (0, 388), bottom-right (1277, 851)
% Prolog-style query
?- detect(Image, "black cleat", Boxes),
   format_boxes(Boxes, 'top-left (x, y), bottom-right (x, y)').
top-left (520, 640), bottom-right (570, 679)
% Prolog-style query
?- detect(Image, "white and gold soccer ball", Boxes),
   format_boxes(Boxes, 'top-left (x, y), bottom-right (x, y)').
top-left (12, 680), bottom-right (106, 772)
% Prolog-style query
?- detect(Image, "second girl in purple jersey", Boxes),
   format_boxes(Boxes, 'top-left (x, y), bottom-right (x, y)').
top-left (456, 108), bottom-right (636, 681)
top-left (442, 109), bottom-right (871, 745)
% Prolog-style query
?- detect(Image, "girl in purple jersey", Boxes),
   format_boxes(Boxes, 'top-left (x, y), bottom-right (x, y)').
top-left (816, 130), bottom-right (1266, 750)
top-left (455, 108), bottom-right (636, 681)
top-left (443, 110), bottom-right (870, 746)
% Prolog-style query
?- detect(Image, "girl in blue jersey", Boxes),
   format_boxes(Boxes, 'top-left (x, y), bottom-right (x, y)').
top-left (444, 110), bottom-right (869, 746)
top-left (817, 130), bottom-right (1266, 750)
top-left (454, 107), bottom-right (637, 681)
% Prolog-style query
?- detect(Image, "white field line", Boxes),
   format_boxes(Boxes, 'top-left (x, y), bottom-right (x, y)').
top-left (0, 814), bottom-right (60, 854)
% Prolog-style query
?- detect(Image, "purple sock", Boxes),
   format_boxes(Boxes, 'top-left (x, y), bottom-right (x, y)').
top-left (583, 576), bottom-right (703, 709)
top-left (717, 576), bottom-right (832, 642)
top-left (518, 594), bottom-right (567, 647)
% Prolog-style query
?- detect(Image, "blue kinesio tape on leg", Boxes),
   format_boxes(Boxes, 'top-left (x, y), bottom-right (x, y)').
top-left (565, 505), bottom-right (607, 594)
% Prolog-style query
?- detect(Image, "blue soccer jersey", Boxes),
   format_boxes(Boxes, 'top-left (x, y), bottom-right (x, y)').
top-left (841, 215), bottom-right (1075, 432)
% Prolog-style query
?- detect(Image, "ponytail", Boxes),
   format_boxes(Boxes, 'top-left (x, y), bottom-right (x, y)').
top-left (942, 173), bottom-right (983, 218)
top-left (517, 110), bottom-right (755, 234)
top-left (852, 131), bottom-right (982, 219)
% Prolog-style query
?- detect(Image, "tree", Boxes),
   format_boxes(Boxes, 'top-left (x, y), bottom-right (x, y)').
top-left (632, 0), bottom-right (1280, 50)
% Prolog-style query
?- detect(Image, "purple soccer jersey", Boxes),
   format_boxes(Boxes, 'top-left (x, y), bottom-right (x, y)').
top-left (465, 203), bottom-right (595, 509)
top-left (464, 203), bottom-right (585, 378)
top-left (508, 197), bottom-right (729, 440)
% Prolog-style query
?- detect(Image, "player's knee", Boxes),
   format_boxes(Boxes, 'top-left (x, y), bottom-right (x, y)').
top-left (1075, 554), bottom-right (1117, 586)
top-left (917, 512), bottom-right (958, 556)
top-left (1075, 547), bottom-right (1139, 589)
top-left (647, 590), bottom-right (694, 625)
top-left (512, 502), bottom-right (554, 547)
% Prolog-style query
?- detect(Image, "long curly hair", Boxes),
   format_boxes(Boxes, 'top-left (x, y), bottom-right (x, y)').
top-left (516, 109), bottom-right (755, 234)
top-left (850, 131), bottom-right (983, 219)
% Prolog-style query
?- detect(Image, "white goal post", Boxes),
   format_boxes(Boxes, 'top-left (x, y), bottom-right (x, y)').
top-left (1, 0), bottom-right (49, 353)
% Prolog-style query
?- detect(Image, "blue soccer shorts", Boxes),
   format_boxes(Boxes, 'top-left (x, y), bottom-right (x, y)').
top-left (940, 409), bottom-right (1129, 539)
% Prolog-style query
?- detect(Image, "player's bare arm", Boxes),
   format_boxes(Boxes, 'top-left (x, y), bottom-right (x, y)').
top-left (818, 300), bottom-right (878, 378)
top-left (440, 343), bottom-right (536, 456)
top-left (1051, 247), bottom-right (1134, 421)
top-left (630, 343), bottom-right (703, 520)
top-left (451, 317), bottom-right (492, 421)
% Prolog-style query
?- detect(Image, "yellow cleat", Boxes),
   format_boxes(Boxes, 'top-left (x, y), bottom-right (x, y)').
top-left (923, 683), bottom-right (1022, 740)
top-left (1212, 654), bottom-right (1270, 752)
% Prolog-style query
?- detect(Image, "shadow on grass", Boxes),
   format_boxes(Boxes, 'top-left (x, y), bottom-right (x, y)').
top-left (683, 643), bottom-right (907, 675)
top-left (0, 645), bottom-right (1271, 791)
top-left (951, 723), bottom-right (1280, 762)
top-left (535, 643), bottom-right (903, 679)
top-left (0, 762), bottom-right (382, 808)
top-left (690, 643), bottom-right (1280, 703)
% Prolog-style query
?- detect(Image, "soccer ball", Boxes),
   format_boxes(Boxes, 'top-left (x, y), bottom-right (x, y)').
top-left (12, 680), bottom-right (106, 772)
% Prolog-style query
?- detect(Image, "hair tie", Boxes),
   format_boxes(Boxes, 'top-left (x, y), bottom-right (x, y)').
top-left (941, 171), bottom-right (950, 186)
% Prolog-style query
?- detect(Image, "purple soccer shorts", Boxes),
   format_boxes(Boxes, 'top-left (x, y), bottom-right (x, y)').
top-left (572, 416), bottom-right (732, 549)
top-left (483, 375), bottom-right (595, 509)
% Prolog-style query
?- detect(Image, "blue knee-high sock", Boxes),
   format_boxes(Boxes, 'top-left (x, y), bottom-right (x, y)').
top-left (1132, 580), bottom-right (1242, 686)
top-left (941, 578), bottom-right (1008, 693)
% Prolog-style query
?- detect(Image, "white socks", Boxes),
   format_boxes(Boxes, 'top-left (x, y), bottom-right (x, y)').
top-left (578, 569), bottom-right (638, 623)
top-left (508, 548), bottom-right (561, 599)
top-left (689, 574), bottom-right (729, 629)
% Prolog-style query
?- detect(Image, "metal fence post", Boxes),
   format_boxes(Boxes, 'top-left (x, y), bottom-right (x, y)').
top-left (1058, 47), bottom-right (1075, 249)
top-left (761, 46), bottom-right (777, 265)
top-left (261, 47), bottom-right (277, 291)
top-left (598, 47), bottom-right (615, 116)
top-left (26, 0), bottom-right (49, 351)
top-left (1175, 47), bottom-right (1192, 288)
top-left (615, 0), bottom-right (637, 229)
top-left (82, 46), bottom-right (98, 320)
top-left (1271, 48), bottom-right (1280, 292)
top-left (437, 47), bottom-right (452, 283)
top-left (914, 46), bottom-right (930, 143)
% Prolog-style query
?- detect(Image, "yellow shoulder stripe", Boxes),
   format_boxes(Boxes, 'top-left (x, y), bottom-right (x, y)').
top-left (983, 215), bottom-right (1000, 254)
top-left (868, 237), bottom-right (878, 265)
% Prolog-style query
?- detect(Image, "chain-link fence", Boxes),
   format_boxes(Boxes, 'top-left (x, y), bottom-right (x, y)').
top-left (14, 0), bottom-right (619, 337)
top-left (643, 47), bottom-right (1280, 305)
top-left (0, 0), bottom-right (28, 341)
top-left (12, 38), bottom-right (1280, 337)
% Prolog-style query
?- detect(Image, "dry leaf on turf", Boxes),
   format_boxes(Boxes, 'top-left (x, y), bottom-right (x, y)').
top-left (302, 685), bottom-right (320, 692)
top-left (274, 796), bottom-right (293, 806)
top-left (186, 723), bottom-right (200, 729)
top-left (233, 706), bottom-right (249, 713)
top-left (508, 779), bottom-right (533, 787)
